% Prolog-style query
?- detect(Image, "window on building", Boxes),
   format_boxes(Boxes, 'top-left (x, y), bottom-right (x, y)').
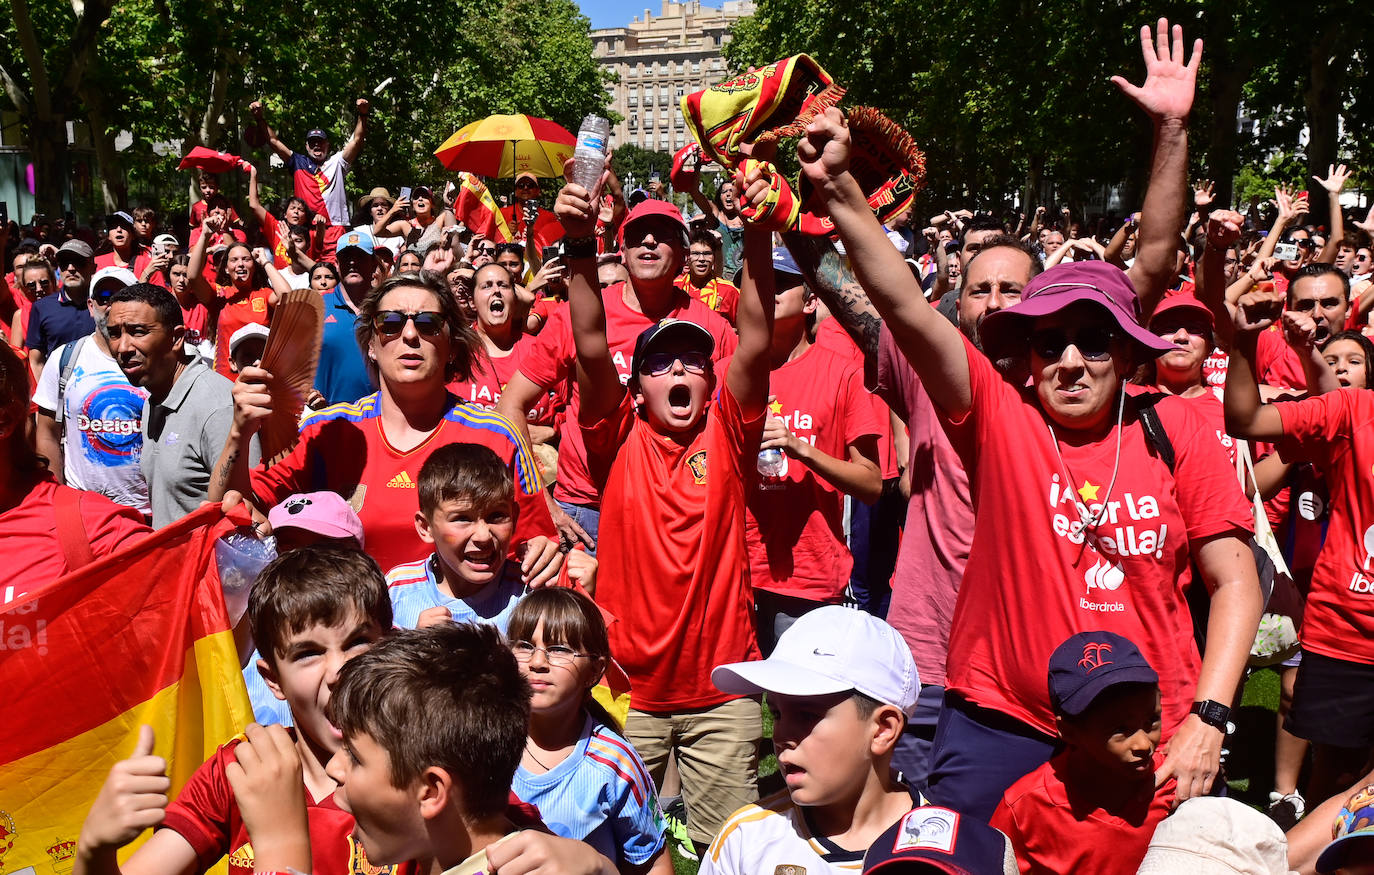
top-left (629, 114), bottom-right (638, 129)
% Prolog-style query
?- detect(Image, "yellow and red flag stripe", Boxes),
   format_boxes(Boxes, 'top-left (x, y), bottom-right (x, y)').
top-left (453, 173), bottom-right (514, 244)
top-left (0, 504), bottom-right (253, 875)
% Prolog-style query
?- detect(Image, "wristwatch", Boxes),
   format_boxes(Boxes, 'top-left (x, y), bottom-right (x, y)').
top-left (563, 235), bottom-right (597, 260)
top-left (1190, 699), bottom-right (1235, 735)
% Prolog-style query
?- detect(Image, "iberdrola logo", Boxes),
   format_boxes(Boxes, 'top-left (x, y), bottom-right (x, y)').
top-left (1084, 559), bottom-right (1125, 594)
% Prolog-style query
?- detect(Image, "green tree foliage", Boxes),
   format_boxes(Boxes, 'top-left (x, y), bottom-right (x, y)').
top-left (0, 0), bottom-right (611, 218)
top-left (724, 0), bottom-right (1373, 217)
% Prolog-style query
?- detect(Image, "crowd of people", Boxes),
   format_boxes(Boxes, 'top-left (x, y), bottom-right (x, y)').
top-left (6, 15), bottom-right (1374, 875)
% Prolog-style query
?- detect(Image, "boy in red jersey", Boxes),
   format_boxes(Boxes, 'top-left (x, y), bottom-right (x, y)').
top-left (554, 163), bottom-right (775, 851)
top-left (991, 631), bottom-right (1175, 874)
top-left (73, 547), bottom-right (411, 875)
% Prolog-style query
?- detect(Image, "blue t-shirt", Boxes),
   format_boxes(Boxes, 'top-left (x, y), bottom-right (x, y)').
top-left (386, 555), bottom-right (525, 631)
top-left (313, 286), bottom-right (373, 406)
top-left (242, 652), bottom-right (295, 727)
top-left (513, 716), bottom-right (667, 866)
top-left (27, 292), bottom-right (96, 357)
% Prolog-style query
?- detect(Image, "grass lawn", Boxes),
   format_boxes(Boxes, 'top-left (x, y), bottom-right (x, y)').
top-left (667, 670), bottom-right (1284, 875)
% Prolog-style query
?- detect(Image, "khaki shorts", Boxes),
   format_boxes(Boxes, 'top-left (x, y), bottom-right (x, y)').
top-left (624, 697), bottom-right (762, 846)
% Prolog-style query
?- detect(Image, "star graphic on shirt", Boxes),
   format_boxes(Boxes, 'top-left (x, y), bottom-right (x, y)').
top-left (768, 398), bottom-right (783, 416)
top-left (1078, 480), bottom-right (1101, 502)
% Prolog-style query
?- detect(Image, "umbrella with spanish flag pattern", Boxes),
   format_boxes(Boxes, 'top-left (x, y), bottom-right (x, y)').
top-left (434, 113), bottom-right (577, 179)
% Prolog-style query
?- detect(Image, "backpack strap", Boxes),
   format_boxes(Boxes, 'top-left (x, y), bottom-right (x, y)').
top-left (54, 335), bottom-right (88, 426)
top-left (53, 485), bottom-right (96, 572)
top-left (1135, 395), bottom-right (1176, 473)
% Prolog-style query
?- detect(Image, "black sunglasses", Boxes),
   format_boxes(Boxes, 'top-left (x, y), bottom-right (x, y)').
top-left (373, 310), bottom-right (446, 337)
top-left (1028, 326), bottom-right (1118, 362)
top-left (640, 350), bottom-right (709, 376)
top-left (92, 286), bottom-right (121, 304)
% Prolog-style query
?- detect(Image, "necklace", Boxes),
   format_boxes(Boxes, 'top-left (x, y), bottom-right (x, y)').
top-left (1045, 384), bottom-right (1127, 539)
top-left (524, 742), bottom-right (554, 773)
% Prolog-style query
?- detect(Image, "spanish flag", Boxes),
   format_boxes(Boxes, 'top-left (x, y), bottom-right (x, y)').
top-left (0, 504), bottom-right (253, 875)
top-left (453, 172), bottom-right (513, 244)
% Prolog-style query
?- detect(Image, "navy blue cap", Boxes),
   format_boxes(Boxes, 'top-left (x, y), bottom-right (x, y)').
top-left (771, 246), bottom-right (803, 278)
top-left (1048, 631), bottom-right (1158, 716)
top-left (863, 806), bottom-right (1015, 874)
top-left (306, 128), bottom-right (329, 142)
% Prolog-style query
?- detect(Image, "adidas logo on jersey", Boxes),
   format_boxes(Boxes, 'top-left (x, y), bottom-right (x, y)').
top-left (387, 471), bottom-right (416, 488)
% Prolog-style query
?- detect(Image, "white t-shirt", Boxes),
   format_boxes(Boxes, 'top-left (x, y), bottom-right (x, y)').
top-left (33, 337), bottom-right (150, 514)
top-left (283, 268), bottom-right (312, 290)
top-left (699, 790), bottom-right (867, 875)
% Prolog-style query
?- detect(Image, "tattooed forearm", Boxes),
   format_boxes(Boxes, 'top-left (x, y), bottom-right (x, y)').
top-left (782, 232), bottom-right (882, 366)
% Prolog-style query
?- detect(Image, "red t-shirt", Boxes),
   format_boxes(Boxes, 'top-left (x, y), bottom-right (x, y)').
top-left (1201, 347), bottom-right (1229, 388)
top-left (189, 201), bottom-right (242, 226)
top-left (450, 335), bottom-right (568, 428)
top-left (940, 336), bottom-right (1252, 736)
top-left (583, 386), bottom-right (763, 711)
top-left (249, 393), bottom-right (556, 573)
top-left (1274, 388), bottom-right (1374, 663)
top-left (745, 343), bottom-right (880, 602)
top-left (990, 751), bottom-right (1175, 875)
top-left (675, 275), bottom-right (740, 325)
top-left (161, 737), bottom-right (541, 875)
top-left (212, 286), bottom-right (273, 377)
top-left (95, 248), bottom-right (154, 278)
top-left (1256, 309), bottom-right (1363, 391)
top-left (814, 316), bottom-right (900, 479)
top-left (500, 205), bottom-right (565, 249)
top-left (516, 284), bottom-right (739, 506)
top-left (0, 476), bottom-right (150, 605)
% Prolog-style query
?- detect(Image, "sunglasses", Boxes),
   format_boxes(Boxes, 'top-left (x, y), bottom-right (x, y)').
top-left (515, 180), bottom-right (539, 189)
top-left (640, 350), bottom-right (709, 376)
top-left (373, 310), bottom-right (446, 337)
top-left (92, 286), bottom-right (121, 304)
top-left (474, 245), bottom-right (496, 256)
top-left (1028, 326), bottom-right (1118, 362)
top-left (23, 279), bottom-right (51, 290)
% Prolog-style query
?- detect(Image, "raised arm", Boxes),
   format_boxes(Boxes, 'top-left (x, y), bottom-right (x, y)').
top-left (338, 99), bottom-right (370, 166)
top-left (780, 232), bottom-right (881, 374)
top-left (1103, 213), bottom-right (1138, 269)
top-left (1114, 18), bottom-right (1201, 318)
top-left (799, 107), bottom-right (971, 417)
top-left (1312, 164), bottom-right (1350, 264)
top-left (1195, 210), bottom-right (1245, 349)
top-left (256, 248), bottom-right (289, 304)
top-left (725, 170), bottom-right (776, 420)
top-left (186, 218), bottom-right (221, 306)
top-left (249, 100), bottom-right (293, 162)
top-left (554, 161), bottom-right (624, 426)
top-left (1223, 289), bottom-right (1289, 441)
top-left (244, 161), bottom-right (268, 227)
top-left (1254, 186), bottom-right (1308, 264)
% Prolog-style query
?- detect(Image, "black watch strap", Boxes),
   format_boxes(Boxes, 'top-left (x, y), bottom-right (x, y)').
top-left (563, 235), bottom-right (597, 259)
top-left (1190, 699), bottom-right (1233, 733)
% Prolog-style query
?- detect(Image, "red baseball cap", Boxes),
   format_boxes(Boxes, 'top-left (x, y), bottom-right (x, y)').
top-left (617, 198), bottom-right (688, 248)
top-left (1148, 293), bottom-right (1215, 332)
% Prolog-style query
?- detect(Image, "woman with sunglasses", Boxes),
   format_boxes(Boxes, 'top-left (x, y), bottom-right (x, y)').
top-left (451, 263), bottom-right (566, 445)
top-left (799, 98), bottom-right (1261, 819)
top-left (210, 271), bottom-right (560, 579)
top-left (12, 258), bottom-right (55, 345)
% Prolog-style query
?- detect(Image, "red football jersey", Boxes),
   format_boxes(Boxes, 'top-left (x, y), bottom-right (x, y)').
top-left (675, 275), bottom-right (740, 325)
top-left (212, 286), bottom-right (273, 377)
top-left (250, 394), bottom-right (556, 573)
top-left (516, 283), bottom-right (738, 506)
top-left (450, 334), bottom-right (568, 428)
top-left (584, 386), bottom-right (762, 710)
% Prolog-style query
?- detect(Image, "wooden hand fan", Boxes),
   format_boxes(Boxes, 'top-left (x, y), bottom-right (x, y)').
top-left (257, 288), bottom-right (325, 465)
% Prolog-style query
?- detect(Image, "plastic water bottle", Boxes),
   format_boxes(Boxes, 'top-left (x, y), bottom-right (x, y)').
top-left (571, 115), bottom-right (611, 194)
top-left (757, 448), bottom-right (788, 490)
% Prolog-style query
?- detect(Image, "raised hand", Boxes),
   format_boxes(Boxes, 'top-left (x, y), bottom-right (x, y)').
top-left (797, 107), bottom-right (851, 190)
top-left (78, 726), bottom-right (169, 852)
top-left (249, 100), bottom-right (265, 121)
top-left (1206, 209), bottom-right (1245, 249)
top-left (1235, 288), bottom-right (1286, 335)
top-left (1111, 18), bottom-right (1202, 123)
top-left (355, 98), bottom-right (371, 117)
top-left (230, 365), bottom-right (275, 437)
top-left (1193, 179), bottom-right (1215, 209)
top-left (1313, 163), bottom-right (1351, 194)
top-left (1281, 310), bottom-right (1319, 355)
top-left (1356, 204), bottom-right (1374, 237)
top-left (554, 156), bottom-right (609, 238)
top-left (225, 724), bottom-right (309, 874)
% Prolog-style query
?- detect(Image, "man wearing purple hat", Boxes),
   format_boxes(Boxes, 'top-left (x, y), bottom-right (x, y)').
top-left (249, 97), bottom-right (369, 253)
top-left (795, 18), bottom-right (1262, 823)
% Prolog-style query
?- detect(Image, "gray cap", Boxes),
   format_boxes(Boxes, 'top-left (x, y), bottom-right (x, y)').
top-left (57, 239), bottom-right (94, 261)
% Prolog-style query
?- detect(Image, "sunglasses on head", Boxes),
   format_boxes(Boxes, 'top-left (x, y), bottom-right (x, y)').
top-left (639, 350), bottom-right (709, 376)
top-left (1028, 325), bottom-right (1118, 362)
top-left (373, 310), bottom-right (446, 337)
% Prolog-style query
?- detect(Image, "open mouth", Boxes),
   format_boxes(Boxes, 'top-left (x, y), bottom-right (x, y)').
top-left (488, 296), bottom-right (505, 315)
top-left (667, 384), bottom-right (692, 411)
top-left (463, 549), bottom-right (500, 571)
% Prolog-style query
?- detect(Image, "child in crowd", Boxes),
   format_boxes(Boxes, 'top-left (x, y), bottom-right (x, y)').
top-left (991, 631), bottom-right (1175, 874)
top-left (386, 442), bottom-right (534, 630)
top-left (560, 167), bottom-right (775, 850)
top-left (506, 587), bottom-right (671, 874)
top-left (75, 546), bottom-right (406, 875)
top-left (702, 605), bottom-right (920, 875)
top-left (325, 622), bottom-right (622, 874)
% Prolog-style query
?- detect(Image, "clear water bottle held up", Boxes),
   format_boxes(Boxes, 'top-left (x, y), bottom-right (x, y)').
top-left (757, 448), bottom-right (788, 490)
top-left (571, 115), bottom-right (611, 194)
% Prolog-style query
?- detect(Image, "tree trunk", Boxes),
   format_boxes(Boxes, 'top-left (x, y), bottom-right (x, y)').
top-left (27, 115), bottom-right (69, 219)
top-left (82, 94), bottom-right (126, 212)
top-left (1206, 67), bottom-right (1250, 211)
top-left (1302, 28), bottom-right (1349, 224)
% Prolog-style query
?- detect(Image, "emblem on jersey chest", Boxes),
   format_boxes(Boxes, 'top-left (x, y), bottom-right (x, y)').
top-left (686, 450), bottom-right (708, 485)
top-left (773, 866), bottom-right (806, 875)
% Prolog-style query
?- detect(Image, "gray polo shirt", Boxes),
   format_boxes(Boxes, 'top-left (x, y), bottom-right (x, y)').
top-left (141, 357), bottom-right (260, 528)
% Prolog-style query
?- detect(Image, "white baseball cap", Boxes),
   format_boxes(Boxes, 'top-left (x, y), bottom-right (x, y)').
top-left (91, 265), bottom-right (139, 294)
top-left (228, 322), bottom-right (270, 357)
top-left (712, 605), bottom-right (920, 715)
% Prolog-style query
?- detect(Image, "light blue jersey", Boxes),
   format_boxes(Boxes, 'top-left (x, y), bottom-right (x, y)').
top-left (386, 555), bottom-right (526, 632)
top-left (242, 652), bottom-right (294, 727)
top-left (513, 716), bottom-right (667, 866)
